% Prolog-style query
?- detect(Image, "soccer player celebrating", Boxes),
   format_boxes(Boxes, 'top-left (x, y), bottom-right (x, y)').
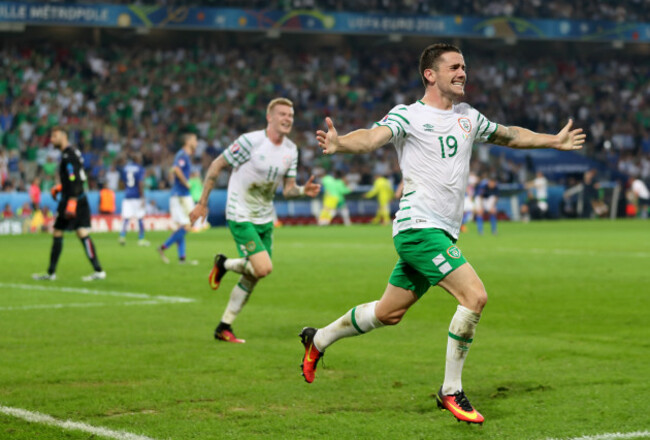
top-left (189, 98), bottom-right (321, 343)
top-left (300, 43), bottom-right (585, 424)
top-left (158, 133), bottom-right (198, 264)
top-left (119, 153), bottom-right (149, 246)
top-left (32, 127), bottom-right (105, 281)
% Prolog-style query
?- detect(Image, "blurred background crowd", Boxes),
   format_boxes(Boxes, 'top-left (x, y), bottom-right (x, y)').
top-left (1, 1), bottom-right (649, 222)
top-left (29, 0), bottom-right (650, 23)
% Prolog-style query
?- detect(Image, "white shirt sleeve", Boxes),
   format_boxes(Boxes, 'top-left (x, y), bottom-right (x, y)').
top-left (223, 134), bottom-right (254, 168)
top-left (474, 110), bottom-right (499, 143)
top-left (374, 105), bottom-right (411, 141)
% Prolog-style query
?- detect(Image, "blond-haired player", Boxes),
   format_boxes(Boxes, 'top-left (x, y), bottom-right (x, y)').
top-left (190, 98), bottom-right (321, 343)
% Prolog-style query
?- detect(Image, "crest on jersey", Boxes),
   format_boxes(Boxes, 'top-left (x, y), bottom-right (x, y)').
top-left (447, 245), bottom-right (462, 259)
top-left (458, 118), bottom-right (472, 133)
top-left (230, 143), bottom-right (241, 154)
top-left (178, 158), bottom-right (186, 167)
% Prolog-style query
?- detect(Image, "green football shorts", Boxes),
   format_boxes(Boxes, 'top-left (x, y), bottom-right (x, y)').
top-left (388, 228), bottom-right (467, 298)
top-left (227, 220), bottom-right (274, 258)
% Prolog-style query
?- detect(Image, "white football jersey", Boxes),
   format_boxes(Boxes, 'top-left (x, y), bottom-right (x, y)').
top-left (223, 129), bottom-right (298, 224)
top-left (376, 101), bottom-right (497, 239)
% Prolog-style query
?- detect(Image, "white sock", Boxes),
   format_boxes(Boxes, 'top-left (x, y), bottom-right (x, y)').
top-left (224, 258), bottom-right (256, 278)
top-left (442, 305), bottom-right (481, 395)
top-left (313, 301), bottom-right (383, 351)
top-left (341, 206), bottom-right (351, 226)
top-left (220, 275), bottom-right (257, 325)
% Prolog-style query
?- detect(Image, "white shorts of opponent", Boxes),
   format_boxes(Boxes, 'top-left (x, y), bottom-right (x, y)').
top-left (169, 195), bottom-right (195, 227)
top-left (483, 195), bottom-right (497, 213)
top-left (122, 198), bottom-right (145, 219)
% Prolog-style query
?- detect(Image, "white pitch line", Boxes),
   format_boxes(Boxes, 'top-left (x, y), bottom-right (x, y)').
top-left (0, 301), bottom-right (171, 311)
top-left (546, 431), bottom-right (650, 440)
top-left (0, 404), bottom-right (158, 440)
top-left (0, 283), bottom-right (195, 303)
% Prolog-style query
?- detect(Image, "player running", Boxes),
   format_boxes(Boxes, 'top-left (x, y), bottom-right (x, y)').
top-left (300, 43), bottom-right (585, 424)
top-left (189, 98), bottom-right (321, 343)
top-left (158, 133), bottom-right (198, 264)
top-left (32, 127), bottom-right (105, 281)
top-left (119, 153), bottom-right (149, 246)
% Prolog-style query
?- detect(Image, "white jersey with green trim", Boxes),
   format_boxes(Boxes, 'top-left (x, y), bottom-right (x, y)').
top-left (375, 100), bottom-right (498, 239)
top-left (222, 129), bottom-right (298, 224)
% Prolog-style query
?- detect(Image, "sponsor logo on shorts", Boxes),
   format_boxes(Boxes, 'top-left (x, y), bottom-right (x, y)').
top-left (246, 240), bottom-right (256, 252)
top-left (458, 117), bottom-right (472, 133)
top-left (447, 245), bottom-right (462, 259)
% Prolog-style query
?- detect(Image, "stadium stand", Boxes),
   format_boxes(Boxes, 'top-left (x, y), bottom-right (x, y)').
top-left (0, 3), bottom-right (649, 223)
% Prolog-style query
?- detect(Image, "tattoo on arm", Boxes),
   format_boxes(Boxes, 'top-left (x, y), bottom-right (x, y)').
top-left (285, 186), bottom-right (303, 198)
top-left (198, 163), bottom-right (220, 205)
top-left (490, 126), bottom-right (519, 146)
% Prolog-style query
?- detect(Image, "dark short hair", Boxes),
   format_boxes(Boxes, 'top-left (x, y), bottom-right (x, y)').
top-left (51, 126), bottom-right (68, 137)
top-left (181, 132), bottom-right (196, 145)
top-left (419, 43), bottom-right (462, 87)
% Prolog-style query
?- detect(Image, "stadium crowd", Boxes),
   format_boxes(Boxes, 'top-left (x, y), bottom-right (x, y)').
top-left (0, 40), bottom-right (648, 220)
top-left (30, 0), bottom-right (650, 23)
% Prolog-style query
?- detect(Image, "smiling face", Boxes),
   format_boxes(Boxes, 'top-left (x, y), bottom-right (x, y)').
top-left (267, 103), bottom-right (294, 137)
top-left (435, 51), bottom-right (467, 99)
top-left (424, 51), bottom-right (467, 101)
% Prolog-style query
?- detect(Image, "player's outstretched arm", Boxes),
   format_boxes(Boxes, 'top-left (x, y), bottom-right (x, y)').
top-left (189, 155), bottom-right (229, 223)
top-left (316, 117), bottom-right (393, 155)
top-left (490, 118), bottom-right (586, 151)
top-left (283, 175), bottom-right (321, 198)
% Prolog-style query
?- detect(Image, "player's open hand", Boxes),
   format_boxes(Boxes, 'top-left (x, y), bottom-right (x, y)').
top-left (316, 117), bottom-right (339, 155)
top-left (555, 119), bottom-right (586, 151)
top-left (189, 203), bottom-right (207, 224)
top-left (303, 175), bottom-right (321, 198)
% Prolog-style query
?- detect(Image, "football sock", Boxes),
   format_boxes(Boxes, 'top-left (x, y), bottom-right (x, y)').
top-left (163, 227), bottom-right (184, 249)
top-left (341, 205), bottom-right (351, 226)
top-left (490, 214), bottom-right (497, 234)
top-left (442, 305), bottom-right (481, 395)
top-left (224, 258), bottom-right (256, 278)
top-left (120, 219), bottom-right (128, 238)
top-left (80, 236), bottom-right (102, 272)
top-left (313, 301), bottom-right (383, 351)
top-left (138, 219), bottom-right (145, 240)
top-left (476, 215), bottom-right (484, 235)
top-left (47, 236), bottom-right (63, 275)
top-left (462, 211), bottom-right (472, 225)
top-left (220, 275), bottom-right (257, 325)
top-left (177, 229), bottom-right (187, 259)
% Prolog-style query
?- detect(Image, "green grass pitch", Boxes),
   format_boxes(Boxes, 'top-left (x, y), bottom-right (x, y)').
top-left (1, 221), bottom-right (649, 439)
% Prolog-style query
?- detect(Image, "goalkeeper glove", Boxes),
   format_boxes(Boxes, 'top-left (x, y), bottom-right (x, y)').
top-left (51, 184), bottom-right (62, 200)
top-left (65, 199), bottom-right (77, 218)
